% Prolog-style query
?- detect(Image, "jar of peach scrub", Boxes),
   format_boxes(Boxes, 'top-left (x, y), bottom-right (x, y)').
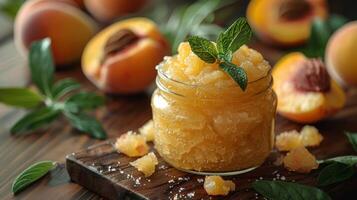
top-left (151, 42), bottom-right (277, 174)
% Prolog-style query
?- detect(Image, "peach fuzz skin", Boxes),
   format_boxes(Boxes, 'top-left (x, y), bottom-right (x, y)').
top-left (273, 52), bottom-right (346, 123)
top-left (326, 21), bottom-right (357, 87)
top-left (247, 0), bottom-right (328, 47)
top-left (82, 18), bottom-right (169, 94)
top-left (14, 0), bottom-right (97, 67)
top-left (84, 0), bottom-right (147, 22)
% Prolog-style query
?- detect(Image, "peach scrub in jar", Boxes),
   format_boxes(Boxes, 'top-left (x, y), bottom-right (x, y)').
top-left (151, 41), bottom-right (277, 174)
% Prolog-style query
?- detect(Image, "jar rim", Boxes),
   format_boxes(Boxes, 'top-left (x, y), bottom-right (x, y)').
top-left (156, 62), bottom-right (272, 89)
top-left (155, 62), bottom-right (274, 99)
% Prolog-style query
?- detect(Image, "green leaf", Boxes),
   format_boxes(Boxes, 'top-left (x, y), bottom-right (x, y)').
top-left (64, 92), bottom-right (104, 113)
top-left (51, 79), bottom-right (81, 100)
top-left (217, 18), bottom-right (251, 55)
top-left (0, 0), bottom-right (25, 19)
top-left (217, 17), bottom-right (251, 61)
top-left (252, 180), bottom-right (331, 200)
top-left (320, 155), bottom-right (357, 165)
top-left (12, 161), bottom-right (56, 194)
top-left (64, 112), bottom-right (107, 139)
top-left (318, 162), bottom-right (355, 186)
top-left (219, 62), bottom-right (248, 91)
top-left (345, 132), bottom-right (357, 152)
top-left (294, 15), bottom-right (347, 58)
top-left (0, 88), bottom-right (43, 108)
top-left (170, 0), bottom-right (220, 53)
top-left (188, 36), bottom-right (218, 63)
top-left (305, 18), bottom-right (330, 58)
top-left (328, 14), bottom-right (348, 33)
top-left (29, 38), bottom-right (55, 96)
top-left (11, 107), bottom-right (60, 134)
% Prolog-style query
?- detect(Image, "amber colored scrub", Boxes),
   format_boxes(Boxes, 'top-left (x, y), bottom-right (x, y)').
top-left (151, 43), bottom-right (277, 172)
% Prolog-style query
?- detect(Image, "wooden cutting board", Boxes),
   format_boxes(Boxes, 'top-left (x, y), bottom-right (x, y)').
top-left (66, 89), bottom-right (357, 200)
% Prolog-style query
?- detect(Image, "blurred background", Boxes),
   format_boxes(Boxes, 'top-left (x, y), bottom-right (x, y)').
top-left (0, 0), bottom-right (356, 94)
top-left (0, 0), bottom-right (356, 82)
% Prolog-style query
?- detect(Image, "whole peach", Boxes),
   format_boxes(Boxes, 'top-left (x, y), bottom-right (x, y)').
top-left (82, 18), bottom-right (169, 94)
top-left (14, 0), bottom-right (97, 67)
top-left (84, 0), bottom-right (148, 22)
top-left (326, 21), bottom-right (357, 87)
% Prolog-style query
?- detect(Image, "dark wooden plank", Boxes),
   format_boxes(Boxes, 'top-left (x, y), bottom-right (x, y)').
top-left (66, 89), bottom-right (357, 200)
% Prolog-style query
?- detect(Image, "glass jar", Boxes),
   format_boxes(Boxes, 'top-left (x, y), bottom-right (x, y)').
top-left (151, 64), bottom-right (277, 175)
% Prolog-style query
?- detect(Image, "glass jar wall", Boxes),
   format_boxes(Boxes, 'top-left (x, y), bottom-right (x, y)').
top-left (152, 64), bottom-right (277, 173)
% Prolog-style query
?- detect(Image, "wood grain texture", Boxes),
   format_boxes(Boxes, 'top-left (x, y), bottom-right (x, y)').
top-left (66, 89), bottom-right (357, 200)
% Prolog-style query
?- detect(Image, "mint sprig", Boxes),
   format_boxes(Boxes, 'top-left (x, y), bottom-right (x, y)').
top-left (253, 180), bottom-right (331, 200)
top-left (318, 162), bottom-right (355, 186)
top-left (317, 155), bottom-right (357, 186)
top-left (316, 132), bottom-right (357, 186)
top-left (188, 17), bottom-right (252, 91)
top-left (12, 161), bottom-right (56, 195)
top-left (0, 38), bottom-right (107, 139)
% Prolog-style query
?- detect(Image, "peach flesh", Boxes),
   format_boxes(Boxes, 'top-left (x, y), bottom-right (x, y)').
top-left (82, 18), bottom-right (169, 94)
top-left (247, 0), bottom-right (328, 46)
top-left (273, 52), bottom-right (346, 123)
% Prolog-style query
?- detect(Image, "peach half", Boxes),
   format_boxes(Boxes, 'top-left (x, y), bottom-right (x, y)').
top-left (326, 21), bottom-right (357, 87)
top-left (247, 0), bottom-right (328, 46)
top-left (14, 0), bottom-right (97, 67)
top-left (82, 18), bottom-right (169, 94)
top-left (273, 52), bottom-right (346, 123)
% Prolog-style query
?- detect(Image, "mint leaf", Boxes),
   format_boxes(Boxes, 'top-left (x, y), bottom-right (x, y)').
top-left (29, 38), bottom-right (55, 96)
top-left (65, 92), bottom-right (104, 113)
top-left (345, 132), bottom-right (357, 152)
top-left (253, 180), bottom-right (331, 200)
top-left (328, 14), bottom-right (348, 33)
top-left (217, 32), bottom-right (233, 62)
top-left (64, 112), bottom-right (106, 139)
top-left (318, 162), bottom-right (355, 186)
top-left (217, 17), bottom-right (251, 61)
top-left (188, 36), bottom-right (218, 63)
top-left (300, 16), bottom-right (347, 58)
top-left (0, 88), bottom-right (43, 108)
top-left (51, 79), bottom-right (81, 100)
top-left (320, 155), bottom-right (357, 165)
top-left (0, 0), bottom-right (25, 19)
top-left (218, 17), bottom-right (251, 53)
top-left (12, 161), bottom-right (56, 194)
top-left (11, 107), bottom-right (60, 134)
top-left (304, 18), bottom-right (330, 58)
top-left (219, 62), bottom-right (248, 91)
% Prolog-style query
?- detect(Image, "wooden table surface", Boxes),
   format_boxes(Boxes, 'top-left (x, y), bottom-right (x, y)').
top-left (1, 18), bottom-right (357, 200)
